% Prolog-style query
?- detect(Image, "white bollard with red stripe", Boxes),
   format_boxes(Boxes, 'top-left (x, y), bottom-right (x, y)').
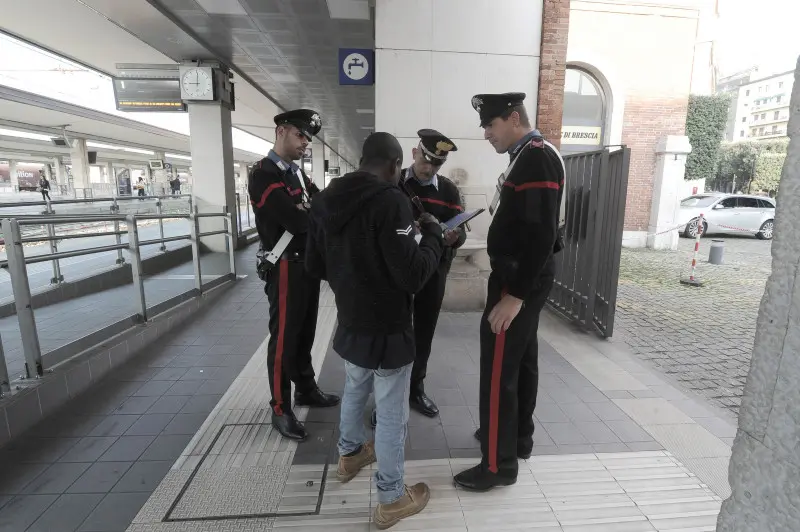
top-left (681, 213), bottom-right (705, 287)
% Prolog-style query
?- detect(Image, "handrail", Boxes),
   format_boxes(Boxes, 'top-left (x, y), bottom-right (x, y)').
top-left (0, 211), bottom-right (237, 382)
top-left (0, 194), bottom-right (192, 209)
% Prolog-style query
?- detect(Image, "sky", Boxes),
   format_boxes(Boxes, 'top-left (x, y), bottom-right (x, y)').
top-left (716, 0), bottom-right (800, 77)
top-left (0, 33), bottom-right (272, 156)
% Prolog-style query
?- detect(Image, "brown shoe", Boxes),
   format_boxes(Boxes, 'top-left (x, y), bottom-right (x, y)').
top-left (336, 441), bottom-right (376, 483)
top-left (373, 483), bottom-right (431, 530)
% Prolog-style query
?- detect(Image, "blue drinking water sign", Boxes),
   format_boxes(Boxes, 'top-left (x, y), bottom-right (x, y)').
top-left (339, 49), bottom-right (374, 86)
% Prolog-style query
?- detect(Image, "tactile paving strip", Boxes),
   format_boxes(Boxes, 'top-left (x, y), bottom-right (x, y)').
top-left (163, 423), bottom-right (330, 522)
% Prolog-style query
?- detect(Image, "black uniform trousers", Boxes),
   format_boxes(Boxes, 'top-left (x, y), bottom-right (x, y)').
top-left (410, 258), bottom-right (452, 392)
top-left (265, 258), bottom-right (320, 415)
top-left (479, 270), bottom-right (554, 478)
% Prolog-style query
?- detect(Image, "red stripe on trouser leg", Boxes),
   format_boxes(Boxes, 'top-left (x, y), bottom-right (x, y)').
top-left (274, 260), bottom-right (289, 415)
top-left (488, 328), bottom-right (507, 474)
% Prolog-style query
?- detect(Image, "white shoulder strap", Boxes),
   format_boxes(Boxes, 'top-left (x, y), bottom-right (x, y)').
top-left (542, 140), bottom-right (567, 229)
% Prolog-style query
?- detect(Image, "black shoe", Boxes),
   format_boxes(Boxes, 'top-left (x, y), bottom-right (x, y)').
top-left (272, 410), bottom-right (308, 442)
top-left (409, 390), bottom-right (439, 417)
top-left (474, 428), bottom-right (532, 459)
top-left (370, 409), bottom-right (377, 429)
top-left (453, 464), bottom-right (516, 492)
top-left (294, 387), bottom-right (340, 408)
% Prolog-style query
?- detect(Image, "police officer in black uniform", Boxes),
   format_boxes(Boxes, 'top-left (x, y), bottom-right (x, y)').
top-left (402, 130), bottom-right (465, 416)
top-left (248, 109), bottom-right (340, 442)
top-left (453, 93), bottom-right (564, 491)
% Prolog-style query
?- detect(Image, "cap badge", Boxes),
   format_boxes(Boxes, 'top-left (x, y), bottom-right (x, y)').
top-left (471, 96), bottom-right (483, 112)
top-left (310, 113), bottom-right (321, 128)
top-left (435, 140), bottom-right (454, 155)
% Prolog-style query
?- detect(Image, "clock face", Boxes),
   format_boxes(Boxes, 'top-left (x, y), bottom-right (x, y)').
top-left (181, 68), bottom-right (212, 99)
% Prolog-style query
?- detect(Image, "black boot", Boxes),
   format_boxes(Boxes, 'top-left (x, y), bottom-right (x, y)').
top-left (409, 387), bottom-right (439, 418)
top-left (474, 428), bottom-right (532, 459)
top-left (453, 464), bottom-right (516, 492)
top-left (294, 386), bottom-right (340, 408)
top-left (272, 410), bottom-right (308, 442)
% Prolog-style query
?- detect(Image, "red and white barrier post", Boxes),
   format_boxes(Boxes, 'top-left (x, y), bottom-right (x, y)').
top-left (681, 213), bottom-right (705, 287)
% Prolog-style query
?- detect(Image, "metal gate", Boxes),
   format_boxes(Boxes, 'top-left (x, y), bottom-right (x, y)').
top-left (548, 146), bottom-right (631, 337)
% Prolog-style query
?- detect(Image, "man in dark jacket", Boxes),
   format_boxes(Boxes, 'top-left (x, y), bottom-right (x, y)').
top-left (248, 109), bottom-right (340, 443)
top-left (305, 132), bottom-right (443, 529)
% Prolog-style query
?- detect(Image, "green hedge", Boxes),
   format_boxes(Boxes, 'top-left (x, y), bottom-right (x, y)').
top-left (685, 94), bottom-right (731, 181)
top-left (752, 153), bottom-right (787, 194)
top-left (712, 139), bottom-right (789, 193)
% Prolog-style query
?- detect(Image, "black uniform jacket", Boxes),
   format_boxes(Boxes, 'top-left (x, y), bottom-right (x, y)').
top-left (401, 170), bottom-right (467, 263)
top-left (248, 156), bottom-right (319, 257)
top-left (487, 138), bottom-right (564, 300)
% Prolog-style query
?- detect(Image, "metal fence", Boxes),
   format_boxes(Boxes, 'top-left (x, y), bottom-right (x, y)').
top-left (0, 210), bottom-right (237, 394)
top-left (0, 194), bottom-right (193, 285)
top-left (547, 146), bottom-right (631, 338)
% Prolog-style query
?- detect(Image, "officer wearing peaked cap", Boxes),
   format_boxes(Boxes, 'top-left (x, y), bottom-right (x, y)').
top-left (453, 93), bottom-right (566, 491)
top-left (248, 109), bottom-right (340, 442)
top-left (401, 129), bottom-right (466, 417)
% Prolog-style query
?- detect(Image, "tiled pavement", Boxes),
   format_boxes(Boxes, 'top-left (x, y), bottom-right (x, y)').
top-left (0, 248), bottom-right (268, 532)
top-left (616, 237), bottom-right (770, 415)
top-left (0, 261), bottom-right (740, 531)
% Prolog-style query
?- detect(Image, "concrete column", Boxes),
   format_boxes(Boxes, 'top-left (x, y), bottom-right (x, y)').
top-left (187, 101), bottom-right (237, 250)
top-left (8, 159), bottom-right (19, 191)
top-left (69, 138), bottom-right (91, 192)
top-left (312, 137), bottom-right (325, 187)
top-left (716, 60), bottom-right (800, 532)
top-left (44, 162), bottom-right (52, 182)
top-left (646, 135), bottom-right (692, 250)
top-left (375, 0), bottom-right (543, 240)
top-left (51, 157), bottom-right (63, 185)
top-left (151, 151), bottom-right (168, 196)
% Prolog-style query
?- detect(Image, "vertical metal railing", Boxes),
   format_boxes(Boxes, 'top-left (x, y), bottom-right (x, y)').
top-left (42, 202), bottom-right (63, 284)
top-left (547, 146), bottom-right (631, 338)
top-left (126, 215), bottom-right (148, 322)
top-left (156, 200), bottom-right (167, 252)
top-left (111, 198), bottom-right (125, 265)
top-left (2, 218), bottom-right (44, 378)
top-left (0, 210), bottom-right (238, 387)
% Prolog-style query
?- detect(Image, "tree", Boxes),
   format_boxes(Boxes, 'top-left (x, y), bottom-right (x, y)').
top-left (684, 94), bottom-right (731, 181)
top-left (711, 139), bottom-right (789, 193)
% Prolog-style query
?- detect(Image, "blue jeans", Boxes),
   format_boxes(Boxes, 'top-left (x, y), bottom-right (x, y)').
top-left (338, 361), bottom-right (412, 504)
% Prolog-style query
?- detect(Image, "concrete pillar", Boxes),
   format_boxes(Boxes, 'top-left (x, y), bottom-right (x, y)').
top-left (312, 137), bottom-right (325, 187)
top-left (8, 159), bottom-right (19, 191)
top-left (151, 151), bottom-right (168, 196)
top-left (51, 157), bottom-right (63, 185)
top-left (375, 0), bottom-right (543, 240)
top-left (187, 101), bottom-right (237, 251)
top-left (716, 60), bottom-right (800, 532)
top-left (44, 162), bottom-right (52, 182)
top-left (646, 135), bottom-right (692, 250)
top-left (69, 138), bottom-right (91, 192)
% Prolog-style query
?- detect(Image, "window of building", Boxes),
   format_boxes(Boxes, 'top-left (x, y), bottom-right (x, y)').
top-left (775, 111), bottom-right (780, 120)
top-left (758, 86), bottom-right (762, 93)
top-left (772, 125), bottom-right (778, 133)
top-left (761, 113), bottom-right (766, 120)
top-left (740, 130), bottom-right (745, 137)
top-left (746, 89), bottom-right (750, 96)
top-left (742, 117), bottom-right (747, 122)
top-left (779, 81), bottom-right (784, 88)
top-left (765, 84), bottom-right (770, 92)
top-left (777, 95), bottom-right (782, 103)
top-left (759, 127), bottom-right (765, 135)
top-left (561, 67), bottom-right (606, 155)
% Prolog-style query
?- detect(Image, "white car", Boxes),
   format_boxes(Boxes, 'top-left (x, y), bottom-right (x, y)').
top-left (678, 194), bottom-right (775, 240)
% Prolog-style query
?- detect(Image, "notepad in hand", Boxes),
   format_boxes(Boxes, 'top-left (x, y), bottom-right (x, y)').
top-left (443, 209), bottom-right (485, 231)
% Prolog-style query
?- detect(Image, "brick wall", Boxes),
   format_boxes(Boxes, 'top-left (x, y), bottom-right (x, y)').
top-left (536, 0), bottom-right (571, 149)
top-left (622, 96), bottom-right (689, 230)
top-left (567, 1), bottom-right (700, 233)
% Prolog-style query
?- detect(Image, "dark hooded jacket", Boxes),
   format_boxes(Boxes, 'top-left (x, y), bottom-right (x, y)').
top-left (306, 171), bottom-right (443, 338)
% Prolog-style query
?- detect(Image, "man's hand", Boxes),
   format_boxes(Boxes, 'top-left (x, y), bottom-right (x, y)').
top-left (417, 213), bottom-right (442, 236)
top-left (443, 229), bottom-right (459, 246)
top-left (487, 294), bottom-right (523, 334)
